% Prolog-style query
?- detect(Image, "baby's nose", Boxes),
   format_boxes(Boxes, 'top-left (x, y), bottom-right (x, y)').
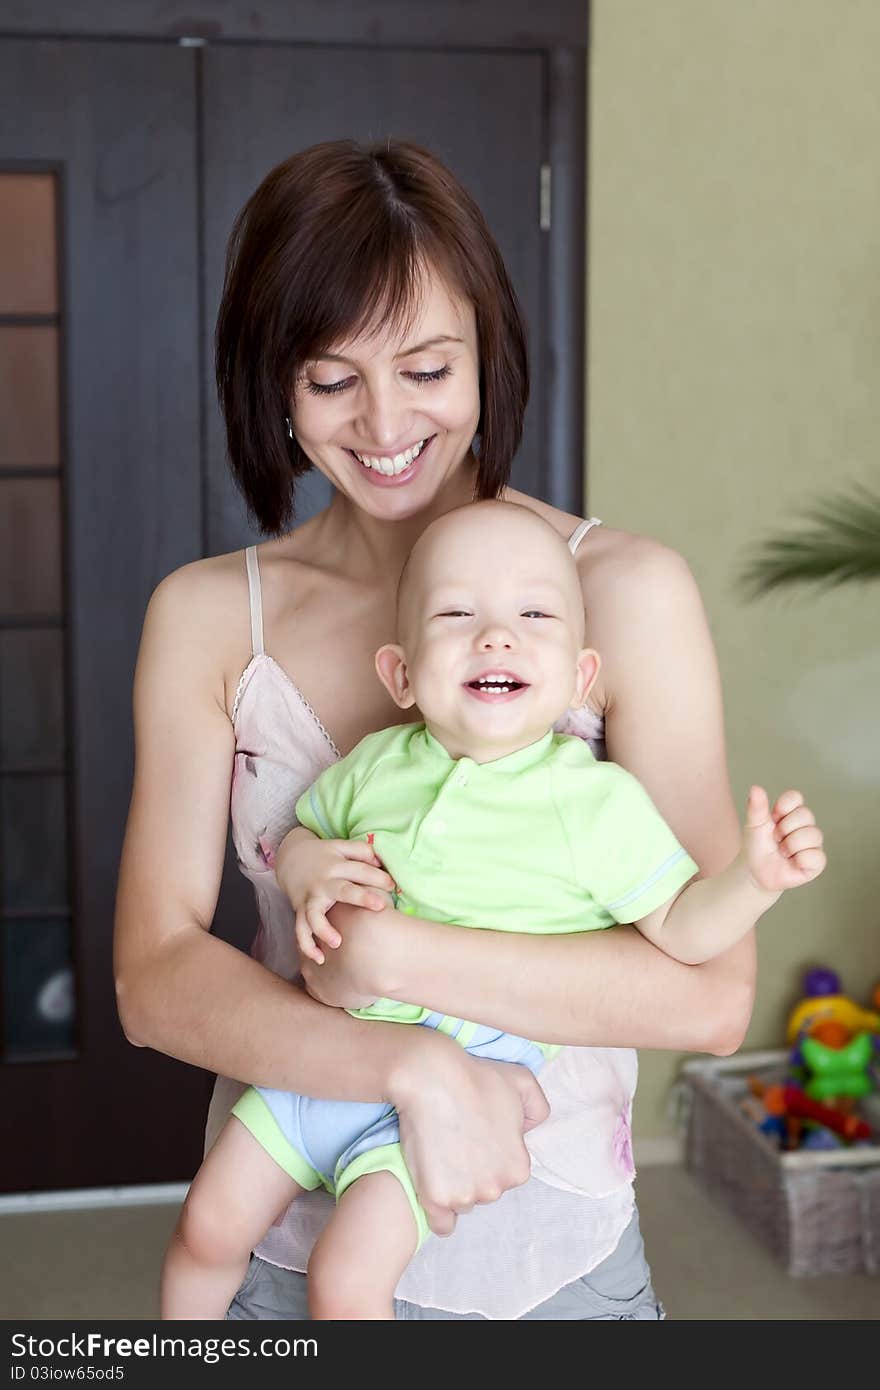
top-left (477, 624), bottom-right (515, 649)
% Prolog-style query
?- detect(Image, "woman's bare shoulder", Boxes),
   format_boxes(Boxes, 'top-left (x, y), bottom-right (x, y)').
top-left (143, 550), bottom-right (254, 718)
top-left (505, 488), bottom-right (693, 599)
top-left (575, 523), bottom-right (693, 600)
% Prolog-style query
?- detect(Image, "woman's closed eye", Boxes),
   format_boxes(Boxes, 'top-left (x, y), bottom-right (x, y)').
top-left (305, 365), bottom-right (452, 396)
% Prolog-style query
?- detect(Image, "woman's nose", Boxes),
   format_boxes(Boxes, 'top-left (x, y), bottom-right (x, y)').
top-left (358, 379), bottom-right (412, 451)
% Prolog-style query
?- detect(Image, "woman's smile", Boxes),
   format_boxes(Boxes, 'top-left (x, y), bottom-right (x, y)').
top-left (344, 434), bottom-right (437, 485)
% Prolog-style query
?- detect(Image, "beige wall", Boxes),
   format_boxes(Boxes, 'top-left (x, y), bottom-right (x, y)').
top-left (587, 0), bottom-right (880, 1139)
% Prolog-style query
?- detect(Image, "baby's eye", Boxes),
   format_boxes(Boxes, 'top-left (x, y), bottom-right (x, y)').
top-left (522, 610), bottom-right (553, 619)
top-left (436, 610), bottom-right (471, 618)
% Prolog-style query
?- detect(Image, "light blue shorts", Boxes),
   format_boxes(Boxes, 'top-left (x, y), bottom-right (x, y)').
top-left (232, 1014), bottom-right (545, 1247)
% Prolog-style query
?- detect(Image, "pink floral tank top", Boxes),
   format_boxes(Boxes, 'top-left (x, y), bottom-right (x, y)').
top-left (204, 517), bottom-right (638, 1319)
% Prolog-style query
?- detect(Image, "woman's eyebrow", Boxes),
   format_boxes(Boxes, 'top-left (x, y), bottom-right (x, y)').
top-left (395, 335), bottom-right (463, 359)
top-left (312, 335), bottom-right (462, 367)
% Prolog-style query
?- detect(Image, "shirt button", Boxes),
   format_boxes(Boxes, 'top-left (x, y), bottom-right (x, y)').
top-left (455, 771), bottom-right (469, 787)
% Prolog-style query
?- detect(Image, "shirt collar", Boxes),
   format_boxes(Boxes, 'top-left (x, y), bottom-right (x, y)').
top-left (417, 725), bottom-right (555, 774)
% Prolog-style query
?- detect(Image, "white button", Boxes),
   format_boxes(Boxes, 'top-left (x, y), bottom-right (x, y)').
top-left (433, 819), bottom-right (447, 835)
top-left (455, 771), bottom-right (469, 787)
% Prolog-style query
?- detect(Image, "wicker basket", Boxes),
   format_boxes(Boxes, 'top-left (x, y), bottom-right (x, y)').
top-left (679, 1051), bottom-right (880, 1277)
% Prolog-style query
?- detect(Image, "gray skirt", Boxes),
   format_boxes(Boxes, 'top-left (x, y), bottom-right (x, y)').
top-left (226, 1208), bottom-right (664, 1321)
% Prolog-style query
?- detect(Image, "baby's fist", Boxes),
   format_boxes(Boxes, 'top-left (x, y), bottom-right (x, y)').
top-left (743, 786), bottom-right (826, 894)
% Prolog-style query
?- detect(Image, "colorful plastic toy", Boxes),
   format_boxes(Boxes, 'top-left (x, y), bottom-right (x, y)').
top-left (785, 968), bottom-right (880, 1045)
top-left (796, 1031), bottom-right (874, 1101)
top-left (752, 1080), bottom-right (871, 1142)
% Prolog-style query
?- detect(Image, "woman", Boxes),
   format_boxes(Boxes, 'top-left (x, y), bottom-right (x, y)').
top-left (114, 140), bottom-right (754, 1320)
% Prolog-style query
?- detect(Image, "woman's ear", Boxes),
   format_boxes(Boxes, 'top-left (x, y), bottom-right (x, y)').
top-left (571, 648), bottom-right (601, 710)
top-left (375, 644), bottom-right (416, 709)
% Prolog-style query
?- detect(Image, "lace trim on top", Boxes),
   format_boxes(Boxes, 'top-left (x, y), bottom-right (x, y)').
top-left (232, 652), bottom-right (340, 758)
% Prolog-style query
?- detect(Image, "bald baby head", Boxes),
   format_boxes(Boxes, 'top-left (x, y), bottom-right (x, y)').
top-left (396, 500), bottom-right (587, 647)
top-left (376, 500), bottom-right (598, 757)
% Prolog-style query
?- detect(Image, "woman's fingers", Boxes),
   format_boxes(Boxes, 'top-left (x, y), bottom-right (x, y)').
top-left (421, 1203), bottom-right (458, 1238)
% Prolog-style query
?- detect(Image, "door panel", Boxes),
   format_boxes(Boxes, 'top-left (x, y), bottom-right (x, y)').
top-left (0, 39), bottom-right (204, 1190)
top-left (202, 45), bottom-right (545, 556)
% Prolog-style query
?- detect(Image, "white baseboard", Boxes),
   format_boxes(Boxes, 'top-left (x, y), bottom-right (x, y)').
top-left (633, 1135), bottom-right (683, 1166)
top-left (0, 1182), bottom-right (189, 1215)
top-left (0, 1144), bottom-right (685, 1215)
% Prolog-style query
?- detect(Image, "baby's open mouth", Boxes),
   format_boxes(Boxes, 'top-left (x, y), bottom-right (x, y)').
top-left (465, 673), bottom-right (527, 696)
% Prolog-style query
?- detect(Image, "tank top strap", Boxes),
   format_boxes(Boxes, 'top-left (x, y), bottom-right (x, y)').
top-left (244, 546), bottom-right (265, 657)
top-left (567, 516), bottom-right (603, 555)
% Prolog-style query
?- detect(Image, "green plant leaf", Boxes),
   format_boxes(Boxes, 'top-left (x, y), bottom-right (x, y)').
top-left (740, 485), bottom-right (880, 598)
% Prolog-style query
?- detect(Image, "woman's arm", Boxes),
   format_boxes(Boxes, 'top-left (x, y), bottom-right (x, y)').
top-left (307, 541), bottom-right (756, 1054)
top-left (113, 563), bottom-right (548, 1235)
top-left (114, 562), bottom-right (419, 1097)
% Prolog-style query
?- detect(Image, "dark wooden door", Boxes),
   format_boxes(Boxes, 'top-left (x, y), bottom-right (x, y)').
top-left (0, 39), bottom-right (208, 1191)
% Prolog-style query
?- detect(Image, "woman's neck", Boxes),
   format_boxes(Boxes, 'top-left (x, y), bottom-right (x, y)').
top-left (323, 456), bottom-right (481, 584)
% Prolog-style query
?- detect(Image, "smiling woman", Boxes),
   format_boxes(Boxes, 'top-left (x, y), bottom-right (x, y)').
top-left (115, 138), bottom-right (752, 1322)
top-left (216, 140), bottom-right (527, 532)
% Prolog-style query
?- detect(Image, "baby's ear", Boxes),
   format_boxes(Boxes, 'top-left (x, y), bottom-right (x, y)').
top-left (571, 648), bottom-right (601, 709)
top-left (375, 644), bottom-right (416, 709)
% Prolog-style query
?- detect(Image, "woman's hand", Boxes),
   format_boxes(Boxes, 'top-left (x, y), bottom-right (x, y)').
top-left (389, 1035), bottom-right (550, 1237)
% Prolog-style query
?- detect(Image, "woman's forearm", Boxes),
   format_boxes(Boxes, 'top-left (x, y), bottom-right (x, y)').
top-left (372, 908), bottom-right (756, 1054)
top-left (116, 922), bottom-right (437, 1103)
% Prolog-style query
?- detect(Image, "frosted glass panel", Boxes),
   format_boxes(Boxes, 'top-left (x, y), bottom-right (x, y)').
top-left (1, 776), bottom-right (68, 912)
top-left (3, 919), bottom-right (75, 1059)
top-left (0, 173), bottom-right (57, 315)
top-left (0, 629), bottom-right (65, 768)
top-left (0, 326), bottom-right (60, 467)
top-left (0, 478), bottom-right (62, 617)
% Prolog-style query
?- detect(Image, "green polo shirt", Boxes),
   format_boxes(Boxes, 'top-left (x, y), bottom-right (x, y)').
top-left (295, 723), bottom-right (698, 1054)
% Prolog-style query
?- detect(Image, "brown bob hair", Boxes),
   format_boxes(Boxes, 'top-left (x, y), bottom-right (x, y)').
top-left (216, 140), bottom-right (529, 535)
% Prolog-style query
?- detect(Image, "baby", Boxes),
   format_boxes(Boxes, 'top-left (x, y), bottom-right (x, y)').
top-left (161, 501), bottom-right (825, 1320)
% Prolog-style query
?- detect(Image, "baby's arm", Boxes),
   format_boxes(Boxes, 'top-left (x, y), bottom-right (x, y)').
top-left (284, 825), bottom-right (394, 965)
top-left (635, 786), bottom-right (826, 965)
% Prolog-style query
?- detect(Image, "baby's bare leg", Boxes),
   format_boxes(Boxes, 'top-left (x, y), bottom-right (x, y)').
top-left (308, 1172), bottom-right (420, 1320)
top-left (161, 1116), bottom-right (306, 1319)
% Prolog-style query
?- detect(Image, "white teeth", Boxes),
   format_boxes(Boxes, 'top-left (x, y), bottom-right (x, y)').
top-left (354, 439), bottom-right (427, 475)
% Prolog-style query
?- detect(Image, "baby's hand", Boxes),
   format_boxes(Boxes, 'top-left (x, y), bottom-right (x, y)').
top-left (742, 787), bottom-right (826, 895)
top-left (292, 838), bottom-right (396, 966)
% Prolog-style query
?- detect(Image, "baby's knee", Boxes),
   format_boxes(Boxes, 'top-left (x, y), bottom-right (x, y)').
top-left (176, 1185), bottom-right (244, 1268)
top-left (307, 1241), bottom-right (375, 1319)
